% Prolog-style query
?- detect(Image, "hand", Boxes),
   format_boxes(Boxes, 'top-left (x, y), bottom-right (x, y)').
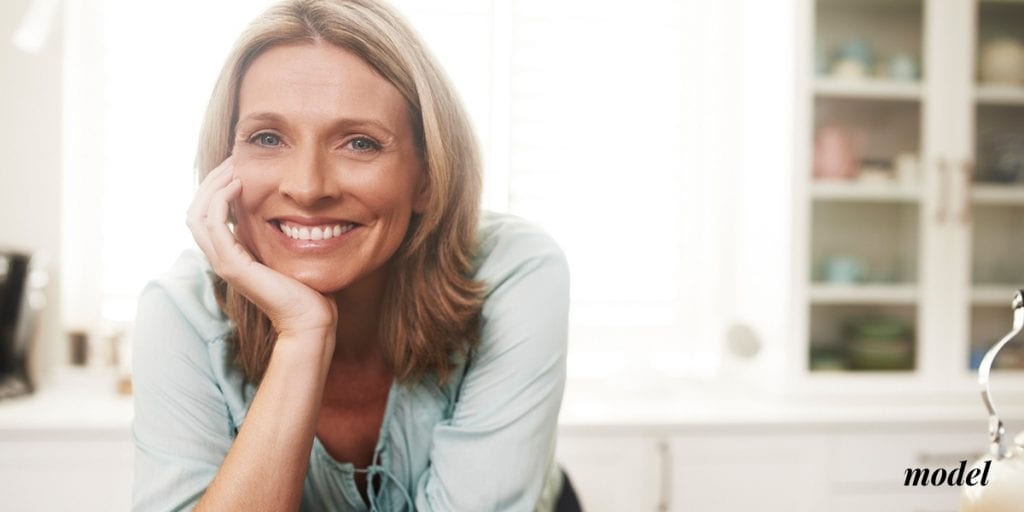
top-left (186, 157), bottom-right (338, 341)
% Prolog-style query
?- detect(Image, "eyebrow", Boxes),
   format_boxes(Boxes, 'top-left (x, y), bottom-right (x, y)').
top-left (236, 111), bottom-right (396, 138)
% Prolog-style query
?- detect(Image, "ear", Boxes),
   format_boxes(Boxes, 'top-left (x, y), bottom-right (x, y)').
top-left (412, 168), bottom-right (431, 214)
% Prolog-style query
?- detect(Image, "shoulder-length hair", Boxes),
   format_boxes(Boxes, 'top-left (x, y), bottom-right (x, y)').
top-left (195, 0), bottom-right (484, 386)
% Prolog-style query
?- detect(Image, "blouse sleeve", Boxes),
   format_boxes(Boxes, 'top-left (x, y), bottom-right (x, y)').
top-left (414, 226), bottom-right (570, 511)
top-left (131, 283), bottom-right (235, 511)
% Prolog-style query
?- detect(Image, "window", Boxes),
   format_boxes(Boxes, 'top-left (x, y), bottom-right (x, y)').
top-left (63, 0), bottom-right (797, 384)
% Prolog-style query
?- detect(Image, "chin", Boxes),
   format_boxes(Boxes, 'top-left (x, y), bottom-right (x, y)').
top-left (279, 265), bottom-right (351, 294)
top-left (301, 278), bottom-right (346, 294)
top-left (294, 272), bottom-right (350, 292)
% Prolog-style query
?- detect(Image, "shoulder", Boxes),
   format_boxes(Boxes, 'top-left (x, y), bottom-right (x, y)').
top-left (436, 212), bottom-right (569, 416)
top-left (468, 212), bottom-right (570, 361)
top-left (136, 248), bottom-right (233, 344)
top-left (472, 211), bottom-right (569, 297)
top-left (133, 249), bottom-right (255, 429)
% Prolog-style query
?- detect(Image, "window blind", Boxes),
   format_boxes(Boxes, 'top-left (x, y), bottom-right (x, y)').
top-left (65, 0), bottom-right (789, 382)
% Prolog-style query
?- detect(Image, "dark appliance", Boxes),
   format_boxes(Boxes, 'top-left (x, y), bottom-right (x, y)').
top-left (0, 250), bottom-right (43, 399)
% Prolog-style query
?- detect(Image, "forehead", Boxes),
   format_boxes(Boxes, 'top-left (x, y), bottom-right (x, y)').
top-left (237, 42), bottom-right (410, 131)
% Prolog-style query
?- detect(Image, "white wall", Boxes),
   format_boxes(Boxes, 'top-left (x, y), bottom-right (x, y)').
top-left (0, 0), bottom-right (64, 387)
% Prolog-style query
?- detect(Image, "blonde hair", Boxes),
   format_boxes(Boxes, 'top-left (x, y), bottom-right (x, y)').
top-left (196, 0), bottom-right (484, 385)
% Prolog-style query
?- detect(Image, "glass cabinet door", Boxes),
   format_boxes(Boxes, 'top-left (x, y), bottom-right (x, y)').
top-left (808, 0), bottom-right (925, 373)
top-left (968, 0), bottom-right (1024, 372)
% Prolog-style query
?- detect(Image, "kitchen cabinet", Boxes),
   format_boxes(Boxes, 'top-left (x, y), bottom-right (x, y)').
top-left (555, 432), bottom-right (665, 511)
top-left (795, 0), bottom-right (1024, 396)
top-left (669, 431), bottom-right (828, 510)
top-left (557, 416), bottom-right (1011, 512)
top-left (824, 429), bottom-right (981, 512)
top-left (0, 375), bottom-right (134, 512)
top-left (558, 429), bottom-right (837, 511)
top-left (0, 432), bottom-right (133, 511)
top-left (0, 421), bottom-right (998, 512)
top-left (1, 382), bottom-right (1018, 512)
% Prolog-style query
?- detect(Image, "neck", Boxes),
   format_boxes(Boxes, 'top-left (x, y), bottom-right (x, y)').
top-left (330, 263), bottom-right (390, 364)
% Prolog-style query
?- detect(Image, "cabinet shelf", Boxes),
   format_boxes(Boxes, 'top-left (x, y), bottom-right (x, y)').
top-left (811, 182), bottom-right (920, 202)
top-left (814, 78), bottom-right (923, 101)
top-left (971, 184), bottom-right (1024, 205)
top-left (975, 84), bottom-right (1024, 106)
top-left (809, 284), bottom-right (917, 305)
top-left (801, 0), bottom-right (1024, 392)
top-left (972, 286), bottom-right (1024, 305)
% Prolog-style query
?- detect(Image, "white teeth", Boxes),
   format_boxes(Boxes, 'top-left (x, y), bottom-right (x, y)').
top-left (277, 221), bottom-right (356, 241)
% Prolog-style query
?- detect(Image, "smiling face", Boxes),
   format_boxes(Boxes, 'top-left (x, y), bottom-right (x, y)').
top-left (230, 42), bottom-right (429, 295)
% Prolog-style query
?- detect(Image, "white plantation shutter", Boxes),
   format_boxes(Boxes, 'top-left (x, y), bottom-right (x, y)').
top-left (71, 0), bottom-right (278, 324)
top-left (507, 0), bottom-right (686, 325)
top-left (66, 0), bottom-right (795, 382)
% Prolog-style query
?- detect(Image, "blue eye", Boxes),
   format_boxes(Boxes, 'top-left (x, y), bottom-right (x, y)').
top-left (348, 137), bottom-right (381, 152)
top-left (249, 132), bottom-right (281, 147)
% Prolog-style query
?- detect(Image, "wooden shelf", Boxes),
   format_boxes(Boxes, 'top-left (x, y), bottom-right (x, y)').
top-left (976, 84), bottom-right (1024, 105)
top-left (810, 283), bottom-right (918, 304)
top-left (811, 182), bottom-right (920, 202)
top-left (814, 77), bottom-right (923, 101)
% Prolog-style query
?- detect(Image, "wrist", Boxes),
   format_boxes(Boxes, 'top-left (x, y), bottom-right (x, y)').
top-left (274, 329), bottom-right (336, 365)
top-left (277, 326), bottom-right (335, 342)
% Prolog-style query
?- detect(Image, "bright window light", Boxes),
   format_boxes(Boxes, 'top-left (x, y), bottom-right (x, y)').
top-left (62, 0), bottom-right (796, 383)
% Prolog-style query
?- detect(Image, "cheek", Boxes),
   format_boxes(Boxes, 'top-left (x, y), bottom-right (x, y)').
top-left (233, 161), bottom-right (278, 211)
top-left (362, 167), bottom-right (422, 214)
top-left (229, 163), bottom-right (278, 243)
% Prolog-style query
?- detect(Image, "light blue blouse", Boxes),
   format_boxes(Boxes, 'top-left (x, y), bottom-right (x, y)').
top-left (131, 211), bottom-right (569, 511)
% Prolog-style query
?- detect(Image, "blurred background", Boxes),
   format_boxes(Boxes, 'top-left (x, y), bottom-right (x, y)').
top-left (1, 0), bottom-right (1023, 510)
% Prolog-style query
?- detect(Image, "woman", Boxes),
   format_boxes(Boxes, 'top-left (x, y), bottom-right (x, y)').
top-left (130, 0), bottom-right (570, 510)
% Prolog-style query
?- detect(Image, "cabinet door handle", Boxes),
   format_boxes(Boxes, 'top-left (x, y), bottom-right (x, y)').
top-left (656, 439), bottom-right (672, 511)
top-left (959, 160), bottom-right (974, 224)
top-left (936, 158), bottom-right (950, 224)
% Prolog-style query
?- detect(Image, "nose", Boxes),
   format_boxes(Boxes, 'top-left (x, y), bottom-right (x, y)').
top-left (278, 145), bottom-right (341, 207)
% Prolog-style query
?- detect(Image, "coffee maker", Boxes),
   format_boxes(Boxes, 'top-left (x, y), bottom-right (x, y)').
top-left (0, 250), bottom-right (44, 399)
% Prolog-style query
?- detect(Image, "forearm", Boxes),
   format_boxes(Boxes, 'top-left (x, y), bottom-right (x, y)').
top-left (195, 332), bottom-right (333, 512)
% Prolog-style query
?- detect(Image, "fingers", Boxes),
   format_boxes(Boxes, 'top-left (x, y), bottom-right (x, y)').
top-left (206, 177), bottom-right (252, 279)
top-left (181, 158), bottom-right (339, 338)
top-left (186, 157), bottom-right (234, 260)
top-left (189, 162), bottom-right (277, 310)
top-left (203, 180), bottom-right (317, 325)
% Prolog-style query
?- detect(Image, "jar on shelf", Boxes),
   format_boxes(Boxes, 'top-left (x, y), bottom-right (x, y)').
top-left (980, 38), bottom-right (1024, 85)
top-left (813, 125), bottom-right (859, 181)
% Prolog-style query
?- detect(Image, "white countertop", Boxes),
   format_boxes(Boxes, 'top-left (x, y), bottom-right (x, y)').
top-left (557, 379), bottom-right (1024, 432)
top-left (559, 393), bottom-right (1019, 432)
top-left (2, 369), bottom-right (1023, 435)
top-left (0, 368), bottom-right (132, 435)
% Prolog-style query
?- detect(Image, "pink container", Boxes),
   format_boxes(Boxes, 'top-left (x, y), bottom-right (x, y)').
top-left (813, 125), bottom-right (859, 181)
